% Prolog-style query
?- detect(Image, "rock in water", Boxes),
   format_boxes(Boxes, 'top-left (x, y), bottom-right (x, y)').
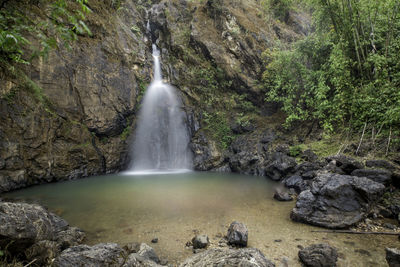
top-left (291, 173), bottom-right (385, 228)
top-left (53, 243), bottom-right (125, 267)
top-left (192, 235), bottom-right (209, 249)
top-left (227, 221), bottom-right (248, 247)
top-left (273, 187), bottom-right (293, 201)
top-left (179, 248), bottom-right (275, 267)
top-left (298, 244), bottom-right (338, 267)
top-left (386, 247), bottom-right (400, 267)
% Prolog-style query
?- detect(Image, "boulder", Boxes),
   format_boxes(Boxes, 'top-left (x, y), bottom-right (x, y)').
top-left (366, 160), bottom-right (396, 171)
top-left (53, 243), bottom-right (125, 267)
top-left (325, 155), bottom-right (363, 174)
top-left (227, 221), bottom-right (248, 247)
top-left (179, 248), bottom-right (275, 267)
top-left (0, 201), bottom-right (84, 254)
top-left (301, 149), bottom-right (318, 162)
top-left (298, 243), bottom-right (338, 267)
top-left (192, 235), bottom-right (209, 249)
top-left (264, 152), bottom-right (297, 181)
top-left (273, 187), bottom-right (293, 201)
top-left (291, 173), bottom-right (385, 228)
top-left (283, 175), bottom-right (309, 193)
top-left (386, 247), bottom-right (400, 267)
top-left (351, 169), bottom-right (392, 185)
top-left (137, 243), bottom-right (160, 263)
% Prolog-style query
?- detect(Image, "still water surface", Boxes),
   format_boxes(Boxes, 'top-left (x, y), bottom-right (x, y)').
top-left (3, 172), bottom-right (396, 266)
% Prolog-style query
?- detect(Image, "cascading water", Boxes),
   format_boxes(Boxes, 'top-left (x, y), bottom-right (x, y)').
top-left (126, 43), bottom-right (192, 174)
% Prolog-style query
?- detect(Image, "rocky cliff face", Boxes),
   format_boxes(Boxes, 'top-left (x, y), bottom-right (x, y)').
top-left (0, 0), bottom-right (309, 192)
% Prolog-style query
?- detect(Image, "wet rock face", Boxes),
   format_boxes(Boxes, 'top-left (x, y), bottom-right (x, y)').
top-left (227, 221), bottom-right (248, 247)
top-left (325, 155), bottom-right (364, 174)
top-left (291, 173), bottom-right (385, 228)
top-left (180, 248), bottom-right (275, 267)
top-left (0, 0), bottom-right (150, 192)
top-left (298, 244), bottom-right (338, 267)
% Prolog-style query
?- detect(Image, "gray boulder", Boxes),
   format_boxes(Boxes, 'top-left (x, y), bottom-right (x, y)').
top-left (53, 243), bottom-right (125, 267)
top-left (366, 160), bottom-right (396, 171)
top-left (137, 243), bottom-right (160, 263)
top-left (227, 221), bottom-right (248, 247)
top-left (325, 155), bottom-right (363, 174)
top-left (273, 187), bottom-right (293, 201)
top-left (298, 243), bottom-right (338, 267)
top-left (351, 169), bottom-right (392, 185)
top-left (0, 201), bottom-right (84, 254)
top-left (386, 247), bottom-right (400, 267)
top-left (264, 152), bottom-right (297, 181)
top-left (179, 248), bottom-right (275, 267)
top-left (192, 235), bottom-right (209, 249)
top-left (291, 173), bottom-right (385, 228)
top-left (284, 175), bottom-right (309, 193)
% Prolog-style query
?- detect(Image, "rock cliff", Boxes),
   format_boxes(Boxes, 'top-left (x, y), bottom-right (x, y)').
top-left (0, 0), bottom-right (309, 192)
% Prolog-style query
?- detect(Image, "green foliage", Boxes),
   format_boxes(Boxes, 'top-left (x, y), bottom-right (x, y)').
top-left (263, 0), bottom-right (400, 134)
top-left (289, 144), bottom-right (304, 157)
top-left (203, 111), bottom-right (233, 149)
top-left (0, 0), bottom-right (92, 63)
top-left (120, 126), bottom-right (131, 141)
top-left (263, 0), bottom-right (293, 22)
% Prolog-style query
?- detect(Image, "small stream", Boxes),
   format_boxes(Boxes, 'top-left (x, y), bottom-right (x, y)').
top-left (3, 172), bottom-right (395, 266)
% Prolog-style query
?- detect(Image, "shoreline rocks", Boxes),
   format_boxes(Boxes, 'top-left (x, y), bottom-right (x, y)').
top-left (227, 221), bottom-right (248, 247)
top-left (180, 248), bottom-right (275, 267)
top-left (291, 173), bottom-right (385, 228)
top-left (298, 243), bottom-right (338, 267)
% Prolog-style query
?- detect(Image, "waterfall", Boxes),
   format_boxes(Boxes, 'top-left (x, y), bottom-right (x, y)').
top-left (126, 44), bottom-right (192, 174)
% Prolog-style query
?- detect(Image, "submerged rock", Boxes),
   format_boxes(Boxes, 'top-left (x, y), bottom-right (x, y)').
top-left (291, 173), bottom-right (385, 228)
top-left (298, 243), bottom-right (338, 267)
top-left (227, 221), bottom-right (248, 247)
top-left (192, 235), bottom-right (209, 249)
top-left (386, 247), bottom-right (400, 267)
top-left (179, 248), bottom-right (275, 267)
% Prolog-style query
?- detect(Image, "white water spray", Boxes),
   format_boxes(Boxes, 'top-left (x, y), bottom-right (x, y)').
top-left (126, 44), bottom-right (192, 174)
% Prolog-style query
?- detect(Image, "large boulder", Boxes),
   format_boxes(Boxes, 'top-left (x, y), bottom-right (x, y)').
top-left (351, 169), bottom-right (392, 185)
top-left (179, 248), bottom-right (275, 267)
top-left (0, 201), bottom-right (84, 254)
top-left (53, 243), bottom-right (125, 267)
top-left (298, 243), bottom-right (338, 267)
top-left (291, 173), bottom-right (385, 228)
top-left (227, 221), bottom-right (248, 247)
top-left (386, 247), bottom-right (400, 267)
